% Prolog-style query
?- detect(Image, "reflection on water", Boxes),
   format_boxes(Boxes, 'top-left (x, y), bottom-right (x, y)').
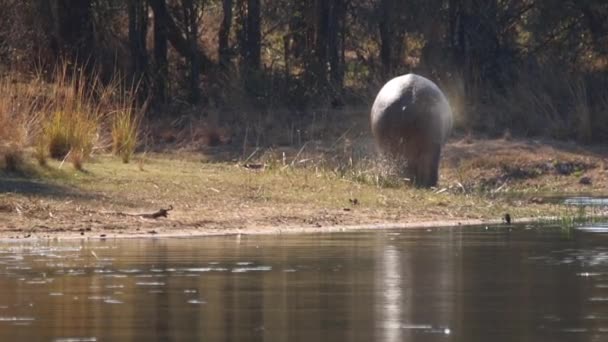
top-left (377, 245), bottom-right (404, 341)
top-left (0, 225), bottom-right (608, 341)
top-left (577, 223), bottom-right (608, 234)
top-left (565, 197), bottom-right (608, 206)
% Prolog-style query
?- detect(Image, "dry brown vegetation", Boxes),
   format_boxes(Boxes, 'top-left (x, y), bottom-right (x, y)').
top-left (0, 65), bottom-right (142, 170)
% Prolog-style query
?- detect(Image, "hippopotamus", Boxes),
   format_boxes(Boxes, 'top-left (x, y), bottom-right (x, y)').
top-left (370, 74), bottom-right (453, 187)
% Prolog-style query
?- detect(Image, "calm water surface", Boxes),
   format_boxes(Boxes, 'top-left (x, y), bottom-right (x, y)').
top-left (1, 224), bottom-right (608, 341)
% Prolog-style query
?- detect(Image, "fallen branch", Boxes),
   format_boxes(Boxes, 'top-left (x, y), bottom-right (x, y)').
top-left (140, 205), bottom-right (174, 219)
top-left (98, 205), bottom-right (174, 219)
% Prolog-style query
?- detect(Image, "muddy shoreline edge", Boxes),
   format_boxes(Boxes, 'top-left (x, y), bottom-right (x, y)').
top-left (0, 215), bottom-right (581, 242)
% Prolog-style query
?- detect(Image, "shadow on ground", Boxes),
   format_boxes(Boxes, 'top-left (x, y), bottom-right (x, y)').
top-left (0, 176), bottom-right (98, 200)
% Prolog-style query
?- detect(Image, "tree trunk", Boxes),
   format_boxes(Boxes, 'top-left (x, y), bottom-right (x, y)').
top-left (328, 0), bottom-right (345, 90)
top-left (152, 0), bottom-right (168, 102)
top-left (284, 0), bottom-right (308, 74)
top-left (182, 0), bottom-right (201, 104)
top-left (313, 0), bottom-right (330, 86)
top-left (378, 0), bottom-right (393, 76)
top-left (50, 0), bottom-right (95, 63)
top-left (245, 0), bottom-right (261, 71)
top-left (236, 0), bottom-right (247, 64)
top-left (378, 0), bottom-right (406, 76)
top-left (148, 0), bottom-right (213, 70)
top-left (218, 0), bottom-right (233, 69)
top-left (128, 0), bottom-right (149, 84)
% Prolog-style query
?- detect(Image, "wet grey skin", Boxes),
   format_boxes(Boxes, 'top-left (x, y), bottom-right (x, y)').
top-left (370, 73), bottom-right (453, 187)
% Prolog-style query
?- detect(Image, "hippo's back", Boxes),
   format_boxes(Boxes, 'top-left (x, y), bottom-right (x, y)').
top-left (370, 74), bottom-right (452, 145)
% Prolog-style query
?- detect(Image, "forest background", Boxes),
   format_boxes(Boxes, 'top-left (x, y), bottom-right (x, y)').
top-left (1, 0), bottom-right (608, 157)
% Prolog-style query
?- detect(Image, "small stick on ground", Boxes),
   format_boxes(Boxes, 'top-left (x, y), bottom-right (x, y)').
top-left (98, 205), bottom-right (174, 219)
top-left (140, 205), bottom-right (173, 219)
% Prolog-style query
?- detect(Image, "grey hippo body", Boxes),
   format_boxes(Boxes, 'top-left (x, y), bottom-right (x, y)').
top-left (370, 74), bottom-right (453, 187)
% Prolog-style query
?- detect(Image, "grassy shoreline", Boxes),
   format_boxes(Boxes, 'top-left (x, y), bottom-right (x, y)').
top-left (1, 136), bottom-right (607, 240)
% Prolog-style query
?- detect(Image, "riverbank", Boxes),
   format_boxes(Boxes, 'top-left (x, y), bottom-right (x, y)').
top-left (1, 137), bottom-right (607, 240)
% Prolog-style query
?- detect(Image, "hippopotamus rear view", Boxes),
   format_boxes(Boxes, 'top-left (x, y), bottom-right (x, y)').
top-left (370, 74), bottom-right (453, 187)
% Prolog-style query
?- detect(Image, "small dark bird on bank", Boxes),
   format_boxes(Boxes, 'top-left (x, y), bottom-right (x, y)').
top-left (579, 176), bottom-right (592, 185)
top-left (504, 213), bottom-right (512, 225)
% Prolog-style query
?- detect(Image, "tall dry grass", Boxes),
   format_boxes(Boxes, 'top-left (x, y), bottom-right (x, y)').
top-left (110, 86), bottom-right (144, 163)
top-left (468, 67), bottom-right (608, 142)
top-left (43, 64), bottom-right (108, 169)
top-left (0, 76), bottom-right (46, 170)
top-left (0, 78), bottom-right (46, 144)
top-left (1, 62), bottom-right (143, 171)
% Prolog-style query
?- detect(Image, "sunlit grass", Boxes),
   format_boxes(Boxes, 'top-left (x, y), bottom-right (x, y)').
top-left (42, 64), bottom-right (104, 169)
top-left (0, 75), bottom-right (44, 171)
top-left (111, 90), bottom-right (143, 164)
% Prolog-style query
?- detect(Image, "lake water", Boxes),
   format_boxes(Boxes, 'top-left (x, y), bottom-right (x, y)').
top-left (1, 224), bottom-right (608, 341)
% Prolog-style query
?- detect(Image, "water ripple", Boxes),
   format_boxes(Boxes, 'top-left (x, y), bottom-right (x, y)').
top-left (232, 266), bottom-right (272, 273)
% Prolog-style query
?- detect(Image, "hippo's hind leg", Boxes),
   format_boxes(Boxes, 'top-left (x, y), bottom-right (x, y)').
top-left (400, 138), bottom-right (420, 182)
top-left (380, 136), bottom-right (410, 178)
top-left (413, 143), bottom-right (441, 187)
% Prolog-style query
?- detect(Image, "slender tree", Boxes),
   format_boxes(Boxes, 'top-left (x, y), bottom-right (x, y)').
top-left (236, 0), bottom-right (261, 72)
top-left (128, 0), bottom-right (149, 85)
top-left (327, 0), bottom-right (346, 88)
top-left (182, 0), bottom-right (202, 103)
top-left (149, 0), bottom-right (211, 103)
top-left (218, 0), bottom-right (233, 69)
top-left (246, 0), bottom-right (261, 71)
top-left (378, 0), bottom-right (407, 76)
top-left (152, 0), bottom-right (169, 102)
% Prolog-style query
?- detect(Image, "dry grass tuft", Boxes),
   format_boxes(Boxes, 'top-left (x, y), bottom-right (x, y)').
top-left (42, 64), bottom-right (102, 166)
top-left (0, 77), bottom-right (44, 150)
top-left (44, 109), bottom-right (98, 162)
top-left (111, 87), bottom-right (144, 163)
top-left (0, 62), bottom-right (144, 169)
top-left (112, 106), bottom-right (140, 163)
